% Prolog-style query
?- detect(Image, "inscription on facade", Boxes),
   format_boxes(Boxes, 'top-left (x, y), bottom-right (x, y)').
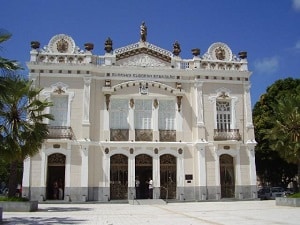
top-left (111, 73), bottom-right (176, 79)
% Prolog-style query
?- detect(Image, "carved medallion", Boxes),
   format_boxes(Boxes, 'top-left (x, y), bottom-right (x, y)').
top-left (208, 42), bottom-right (232, 61)
top-left (56, 39), bottom-right (69, 53)
top-left (48, 34), bottom-right (76, 53)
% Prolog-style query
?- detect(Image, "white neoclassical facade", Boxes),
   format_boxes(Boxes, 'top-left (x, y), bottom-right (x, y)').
top-left (24, 24), bottom-right (257, 202)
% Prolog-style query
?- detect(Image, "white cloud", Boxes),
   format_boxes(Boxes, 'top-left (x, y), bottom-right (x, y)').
top-left (292, 0), bottom-right (300, 11)
top-left (295, 40), bottom-right (300, 49)
top-left (254, 57), bottom-right (279, 74)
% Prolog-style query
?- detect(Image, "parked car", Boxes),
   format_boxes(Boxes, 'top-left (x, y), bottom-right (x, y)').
top-left (258, 186), bottom-right (285, 200)
top-left (258, 187), bottom-right (271, 200)
top-left (283, 188), bottom-right (294, 196)
top-left (270, 187), bottom-right (285, 199)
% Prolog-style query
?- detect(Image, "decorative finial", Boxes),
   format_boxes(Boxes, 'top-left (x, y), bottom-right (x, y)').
top-left (84, 43), bottom-right (94, 51)
top-left (140, 21), bottom-right (147, 42)
top-left (31, 41), bottom-right (40, 49)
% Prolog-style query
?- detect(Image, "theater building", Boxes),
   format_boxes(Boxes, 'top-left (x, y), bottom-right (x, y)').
top-left (23, 23), bottom-right (257, 202)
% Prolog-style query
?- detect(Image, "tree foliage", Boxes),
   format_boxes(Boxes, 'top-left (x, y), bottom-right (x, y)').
top-left (0, 31), bottom-right (53, 197)
top-left (253, 78), bottom-right (300, 188)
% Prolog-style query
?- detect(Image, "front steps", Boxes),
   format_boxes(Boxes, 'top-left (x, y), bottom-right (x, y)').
top-left (129, 199), bottom-right (167, 205)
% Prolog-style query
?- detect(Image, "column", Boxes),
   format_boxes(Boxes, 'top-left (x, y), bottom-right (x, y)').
top-left (195, 143), bottom-right (207, 200)
top-left (153, 154), bottom-right (160, 199)
top-left (80, 144), bottom-right (89, 201)
top-left (128, 154), bottom-right (135, 199)
top-left (83, 77), bottom-right (91, 124)
top-left (22, 157), bottom-right (31, 198)
top-left (195, 81), bottom-right (204, 127)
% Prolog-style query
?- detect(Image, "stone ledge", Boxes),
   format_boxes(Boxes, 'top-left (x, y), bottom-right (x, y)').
top-left (276, 197), bottom-right (300, 207)
top-left (0, 201), bottom-right (38, 212)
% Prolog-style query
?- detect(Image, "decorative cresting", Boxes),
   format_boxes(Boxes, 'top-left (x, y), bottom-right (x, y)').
top-left (48, 153), bottom-right (66, 166)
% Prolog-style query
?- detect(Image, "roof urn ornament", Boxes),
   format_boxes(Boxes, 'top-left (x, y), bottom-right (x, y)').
top-left (192, 48), bottom-right (200, 56)
top-left (238, 51), bottom-right (247, 59)
top-left (104, 37), bottom-right (113, 53)
top-left (140, 21), bottom-right (147, 42)
top-left (31, 41), bottom-right (40, 49)
top-left (173, 41), bottom-right (181, 56)
top-left (84, 43), bottom-right (94, 51)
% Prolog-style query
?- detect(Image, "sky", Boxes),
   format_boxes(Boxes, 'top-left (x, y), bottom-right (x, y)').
top-left (1, 0), bottom-right (300, 106)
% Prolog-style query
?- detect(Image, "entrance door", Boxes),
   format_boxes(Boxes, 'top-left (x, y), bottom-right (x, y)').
top-left (160, 154), bottom-right (176, 199)
top-left (110, 154), bottom-right (128, 200)
top-left (47, 153), bottom-right (65, 200)
top-left (135, 154), bottom-right (152, 199)
top-left (220, 154), bottom-right (235, 198)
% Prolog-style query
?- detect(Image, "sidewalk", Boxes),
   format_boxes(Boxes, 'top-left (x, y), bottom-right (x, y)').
top-left (2, 200), bottom-right (300, 225)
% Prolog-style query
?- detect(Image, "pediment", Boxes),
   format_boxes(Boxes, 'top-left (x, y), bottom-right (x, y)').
top-left (117, 53), bottom-right (170, 67)
top-left (114, 42), bottom-right (172, 67)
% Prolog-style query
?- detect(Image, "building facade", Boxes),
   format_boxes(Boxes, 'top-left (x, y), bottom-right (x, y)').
top-left (23, 24), bottom-right (257, 202)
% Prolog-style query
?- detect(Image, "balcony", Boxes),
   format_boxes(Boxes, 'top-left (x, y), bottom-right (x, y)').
top-left (47, 126), bottom-right (75, 140)
top-left (135, 129), bottom-right (153, 141)
top-left (110, 129), bottom-right (129, 141)
top-left (159, 130), bottom-right (176, 142)
top-left (213, 129), bottom-right (241, 141)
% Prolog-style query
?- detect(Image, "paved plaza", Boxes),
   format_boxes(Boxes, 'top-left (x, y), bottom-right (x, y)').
top-left (2, 200), bottom-right (300, 225)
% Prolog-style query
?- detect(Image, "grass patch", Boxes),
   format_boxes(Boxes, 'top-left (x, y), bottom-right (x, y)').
top-left (288, 193), bottom-right (300, 198)
top-left (0, 196), bottom-right (29, 202)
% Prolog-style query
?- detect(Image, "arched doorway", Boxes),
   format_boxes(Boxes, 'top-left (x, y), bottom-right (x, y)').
top-left (110, 154), bottom-right (128, 200)
top-left (135, 154), bottom-right (152, 199)
top-left (220, 154), bottom-right (235, 198)
top-left (47, 153), bottom-right (65, 200)
top-left (160, 154), bottom-right (176, 199)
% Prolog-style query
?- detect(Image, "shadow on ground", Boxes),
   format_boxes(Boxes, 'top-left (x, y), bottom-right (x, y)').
top-left (2, 217), bottom-right (87, 224)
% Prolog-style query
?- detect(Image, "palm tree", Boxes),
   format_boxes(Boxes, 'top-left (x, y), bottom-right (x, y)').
top-left (0, 76), bottom-right (53, 197)
top-left (0, 30), bottom-right (21, 73)
top-left (265, 91), bottom-right (300, 190)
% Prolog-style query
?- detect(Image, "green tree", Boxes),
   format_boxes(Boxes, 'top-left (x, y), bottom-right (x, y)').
top-left (0, 30), bottom-right (21, 72)
top-left (253, 78), bottom-right (300, 189)
top-left (0, 31), bottom-right (53, 197)
top-left (0, 76), bottom-right (53, 197)
top-left (265, 90), bottom-right (300, 188)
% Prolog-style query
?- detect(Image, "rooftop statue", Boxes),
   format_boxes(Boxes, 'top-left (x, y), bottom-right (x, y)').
top-left (173, 41), bottom-right (181, 56)
top-left (140, 21), bottom-right (147, 42)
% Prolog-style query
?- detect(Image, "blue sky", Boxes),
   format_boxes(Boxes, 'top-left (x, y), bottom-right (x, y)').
top-left (1, 0), bottom-right (300, 106)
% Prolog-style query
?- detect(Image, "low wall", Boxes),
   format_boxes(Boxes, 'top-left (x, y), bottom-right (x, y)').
top-left (0, 201), bottom-right (38, 212)
top-left (276, 197), bottom-right (300, 207)
top-left (0, 207), bottom-right (2, 222)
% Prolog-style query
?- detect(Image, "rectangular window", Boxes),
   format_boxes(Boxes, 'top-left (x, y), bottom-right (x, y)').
top-left (50, 95), bottom-right (68, 126)
top-left (158, 100), bottom-right (175, 130)
top-left (110, 99), bottom-right (129, 129)
top-left (134, 99), bottom-right (152, 129)
top-left (216, 101), bottom-right (231, 131)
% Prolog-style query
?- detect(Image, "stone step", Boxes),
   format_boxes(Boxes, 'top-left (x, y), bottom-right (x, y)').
top-left (130, 199), bottom-right (167, 205)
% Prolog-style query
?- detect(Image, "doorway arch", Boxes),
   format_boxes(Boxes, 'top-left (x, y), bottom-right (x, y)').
top-left (110, 154), bottom-right (128, 200)
top-left (219, 154), bottom-right (235, 198)
top-left (160, 154), bottom-right (176, 199)
top-left (135, 154), bottom-right (153, 199)
top-left (47, 153), bottom-right (65, 200)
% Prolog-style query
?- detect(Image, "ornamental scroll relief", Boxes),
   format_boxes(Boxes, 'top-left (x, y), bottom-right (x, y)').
top-left (120, 54), bottom-right (166, 67)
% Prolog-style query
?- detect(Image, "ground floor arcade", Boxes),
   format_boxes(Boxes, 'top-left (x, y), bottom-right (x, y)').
top-left (22, 142), bottom-right (257, 202)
